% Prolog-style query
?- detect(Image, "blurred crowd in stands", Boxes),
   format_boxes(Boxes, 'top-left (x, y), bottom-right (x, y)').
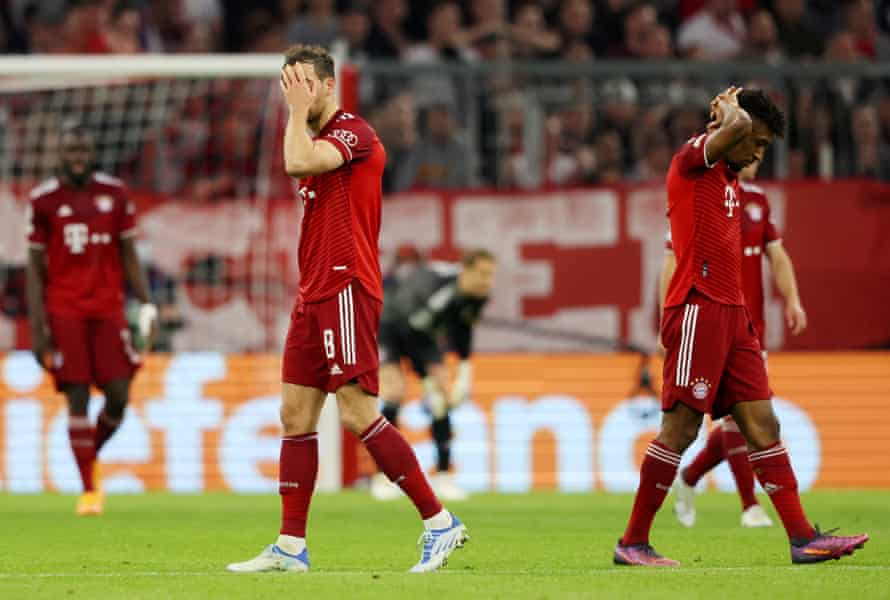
top-left (2, 0), bottom-right (890, 192)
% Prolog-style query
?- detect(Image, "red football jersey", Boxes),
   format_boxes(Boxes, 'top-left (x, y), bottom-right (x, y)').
top-left (664, 132), bottom-right (744, 308)
top-left (27, 173), bottom-right (136, 318)
top-left (296, 110), bottom-right (386, 305)
top-left (738, 181), bottom-right (781, 343)
top-left (665, 181), bottom-right (781, 344)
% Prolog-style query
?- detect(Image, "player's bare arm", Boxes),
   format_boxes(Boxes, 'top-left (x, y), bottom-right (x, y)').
top-left (703, 86), bottom-right (752, 166)
top-left (659, 250), bottom-right (676, 317)
top-left (280, 63), bottom-right (344, 177)
top-left (25, 246), bottom-right (51, 368)
top-left (766, 241), bottom-right (807, 335)
top-left (120, 237), bottom-right (158, 349)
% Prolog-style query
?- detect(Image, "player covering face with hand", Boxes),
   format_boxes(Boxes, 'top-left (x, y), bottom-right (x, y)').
top-left (667, 158), bottom-right (807, 530)
top-left (613, 87), bottom-right (868, 566)
top-left (372, 250), bottom-right (496, 503)
top-left (227, 44), bottom-right (467, 575)
top-left (25, 121), bottom-right (157, 517)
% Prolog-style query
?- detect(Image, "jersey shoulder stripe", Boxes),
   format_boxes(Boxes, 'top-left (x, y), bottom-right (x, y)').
top-left (29, 177), bottom-right (59, 200)
top-left (739, 181), bottom-right (765, 195)
top-left (93, 172), bottom-right (124, 187)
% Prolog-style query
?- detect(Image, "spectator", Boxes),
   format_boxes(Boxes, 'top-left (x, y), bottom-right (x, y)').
top-left (365, 0), bottom-right (408, 59)
top-left (394, 103), bottom-right (472, 190)
top-left (631, 130), bottom-right (673, 182)
top-left (84, 0), bottom-right (145, 54)
top-left (287, 0), bottom-right (338, 48)
top-left (592, 128), bottom-right (625, 184)
top-left (368, 92), bottom-right (419, 192)
top-left (405, 1), bottom-right (475, 109)
top-left (740, 9), bottom-right (784, 63)
top-left (510, 1), bottom-right (561, 59)
top-left (640, 23), bottom-right (674, 59)
top-left (677, 0), bottom-right (746, 61)
top-left (23, 4), bottom-right (68, 53)
top-left (558, 0), bottom-right (595, 50)
top-left (846, 104), bottom-right (890, 180)
top-left (772, 0), bottom-right (824, 59)
top-left (620, 2), bottom-right (659, 58)
top-left (594, 0), bottom-right (631, 55)
top-left (337, 4), bottom-right (371, 60)
top-left (844, 0), bottom-right (890, 60)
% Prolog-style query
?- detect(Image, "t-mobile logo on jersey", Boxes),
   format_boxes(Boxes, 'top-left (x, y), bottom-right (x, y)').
top-left (724, 186), bottom-right (739, 218)
top-left (63, 223), bottom-right (89, 254)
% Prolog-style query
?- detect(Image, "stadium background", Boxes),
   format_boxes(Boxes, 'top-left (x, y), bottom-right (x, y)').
top-left (0, 0), bottom-right (889, 497)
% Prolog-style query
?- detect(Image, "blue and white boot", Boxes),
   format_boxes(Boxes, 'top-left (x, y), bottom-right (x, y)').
top-left (226, 544), bottom-right (310, 573)
top-left (409, 512), bottom-right (469, 573)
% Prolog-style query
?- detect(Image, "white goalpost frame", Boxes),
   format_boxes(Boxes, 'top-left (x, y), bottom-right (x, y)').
top-left (0, 52), bottom-right (355, 493)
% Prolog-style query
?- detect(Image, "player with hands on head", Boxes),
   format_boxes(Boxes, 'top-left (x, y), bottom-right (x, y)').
top-left (26, 120), bottom-right (156, 516)
top-left (227, 44), bottom-right (467, 575)
top-left (613, 87), bottom-right (868, 566)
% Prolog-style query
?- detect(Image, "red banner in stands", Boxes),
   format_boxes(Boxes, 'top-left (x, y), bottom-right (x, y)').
top-left (1, 181), bottom-right (888, 351)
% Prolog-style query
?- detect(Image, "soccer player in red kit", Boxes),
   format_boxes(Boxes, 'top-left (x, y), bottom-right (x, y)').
top-left (227, 45), bottom-right (467, 574)
top-left (663, 159), bottom-right (807, 529)
top-left (25, 122), bottom-right (157, 516)
top-left (613, 87), bottom-right (868, 566)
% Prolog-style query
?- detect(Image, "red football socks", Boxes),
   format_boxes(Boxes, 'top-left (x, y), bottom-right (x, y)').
top-left (682, 426), bottom-right (724, 486)
top-left (749, 443), bottom-right (815, 541)
top-left (361, 416), bottom-right (442, 519)
top-left (279, 432), bottom-right (318, 538)
top-left (621, 440), bottom-right (681, 546)
top-left (94, 411), bottom-right (121, 453)
top-left (68, 416), bottom-right (96, 493)
top-left (723, 428), bottom-right (758, 510)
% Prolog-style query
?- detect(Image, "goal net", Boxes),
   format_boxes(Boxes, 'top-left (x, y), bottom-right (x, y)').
top-left (0, 54), bottom-right (358, 353)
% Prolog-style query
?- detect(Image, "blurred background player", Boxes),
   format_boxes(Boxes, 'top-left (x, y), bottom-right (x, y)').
top-left (25, 121), bottom-right (157, 516)
top-left (227, 45), bottom-right (466, 575)
top-left (372, 249), bottom-right (496, 502)
top-left (662, 158), bottom-right (808, 529)
top-left (614, 86), bottom-right (867, 567)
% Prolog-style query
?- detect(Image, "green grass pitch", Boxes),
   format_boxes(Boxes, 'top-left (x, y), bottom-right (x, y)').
top-left (0, 491), bottom-right (887, 599)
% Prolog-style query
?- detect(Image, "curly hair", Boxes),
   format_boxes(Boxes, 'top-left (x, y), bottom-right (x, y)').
top-left (738, 89), bottom-right (786, 138)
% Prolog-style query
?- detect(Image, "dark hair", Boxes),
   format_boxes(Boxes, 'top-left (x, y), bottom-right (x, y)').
top-left (738, 89), bottom-right (785, 138)
top-left (283, 44), bottom-right (335, 79)
top-left (111, 0), bottom-right (142, 21)
top-left (462, 248), bottom-right (496, 268)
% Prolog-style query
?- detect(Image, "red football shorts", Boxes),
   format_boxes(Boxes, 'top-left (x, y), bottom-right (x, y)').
top-left (47, 313), bottom-right (141, 391)
top-left (282, 281), bottom-right (381, 396)
top-left (661, 289), bottom-right (771, 418)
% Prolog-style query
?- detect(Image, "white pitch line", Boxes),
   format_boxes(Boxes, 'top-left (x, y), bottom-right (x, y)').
top-left (0, 566), bottom-right (888, 579)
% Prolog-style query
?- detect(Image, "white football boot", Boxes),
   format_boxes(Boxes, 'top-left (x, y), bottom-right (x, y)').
top-left (226, 544), bottom-right (309, 573)
top-left (370, 472), bottom-right (403, 501)
top-left (431, 472), bottom-right (469, 502)
top-left (409, 512), bottom-right (468, 573)
top-left (741, 504), bottom-right (773, 528)
top-left (672, 474), bottom-right (697, 528)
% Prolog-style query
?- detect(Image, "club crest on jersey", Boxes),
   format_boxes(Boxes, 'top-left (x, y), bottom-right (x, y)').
top-left (95, 195), bottom-right (114, 213)
top-left (745, 203), bottom-right (763, 222)
top-left (690, 377), bottom-right (712, 400)
top-left (57, 204), bottom-right (73, 218)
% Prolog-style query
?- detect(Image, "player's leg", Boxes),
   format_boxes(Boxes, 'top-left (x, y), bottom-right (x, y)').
top-left (673, 419), bottom-right (724, 527)
top-left (371, 361), bottom-right (407, 500)
top-left (726, 328), bottom-right (867, 561)
top-left (719, 416), bottom-right (770, 526)
top-left (616, 296), bottom-right (725, 566)
top-left (378, 323), bottom-right (406, 427)
top-left (92, 315), bottom-right (141, 455)
top-left (423, 360), bottom-right (467, 501)
top-left (337, 382), bottom-right (467, 572)
top-left (328, 282), bottom-right (466, 572)
top-left (228, 305), bottom-right (328, 573)
top-left (95, 378), bottom-right (129, 453)
top-left (48, 315), bottom-right (101, 514)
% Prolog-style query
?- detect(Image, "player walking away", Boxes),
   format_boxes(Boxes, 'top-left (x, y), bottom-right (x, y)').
top-left (227, 45), bottom-right (467, 575)
top-left (371, 250), bottom-right (496, 502)
top-left (667, 158), bottom-right (808, 530)
top-left (25, 121), bottom-right (157, 516)
top-left (613, 87), bottom-right (868, 566)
